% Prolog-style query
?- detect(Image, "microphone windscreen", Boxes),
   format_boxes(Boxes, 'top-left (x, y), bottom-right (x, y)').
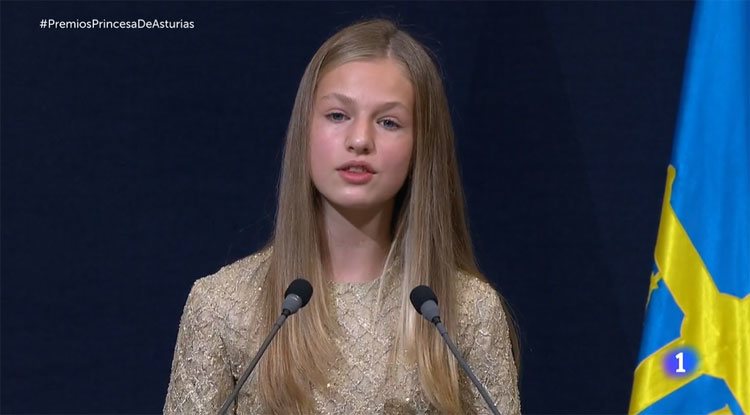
top-left (285, 278), bottom-right (313, 308)
top-left (409, 285), bottom-right (438, 314)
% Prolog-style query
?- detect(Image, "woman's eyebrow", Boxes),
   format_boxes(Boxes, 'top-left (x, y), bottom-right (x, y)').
top-left (319, 92), bottom-right (408, 111)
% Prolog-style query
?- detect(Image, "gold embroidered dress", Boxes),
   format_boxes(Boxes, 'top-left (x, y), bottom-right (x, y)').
top-left (164, 249), bottom-right (520, 414)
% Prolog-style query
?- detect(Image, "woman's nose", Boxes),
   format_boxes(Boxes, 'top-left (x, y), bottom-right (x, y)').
top-left (345, 118), bottom-right (374, 154)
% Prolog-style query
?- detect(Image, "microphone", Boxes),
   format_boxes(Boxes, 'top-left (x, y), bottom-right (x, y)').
top-left (281, 278), bottom-right (313, 315)
top-left (410, 285), bottom-right (501, 415)
top-left (217, 278), bottom-right (313, 415)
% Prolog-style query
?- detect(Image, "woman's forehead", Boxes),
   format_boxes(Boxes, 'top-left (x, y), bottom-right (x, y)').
top-left (314, 59), bottom-right (414, 107)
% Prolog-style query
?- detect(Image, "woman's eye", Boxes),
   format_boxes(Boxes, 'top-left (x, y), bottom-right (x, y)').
top-left (380, 119), bottom-right (401, 130)
top-left (326, 112), bottom-right (348, 122)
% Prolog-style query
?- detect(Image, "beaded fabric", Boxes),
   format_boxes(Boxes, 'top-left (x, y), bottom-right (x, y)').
top-left (164, 249), bottom-right (520, 414)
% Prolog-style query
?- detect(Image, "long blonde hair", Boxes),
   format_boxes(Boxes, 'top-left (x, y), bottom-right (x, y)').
top-left (257, 18), bottom-right (515, 413)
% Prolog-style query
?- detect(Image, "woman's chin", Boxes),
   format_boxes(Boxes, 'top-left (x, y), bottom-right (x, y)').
top-left (325, 198), bottom-right (393, 214)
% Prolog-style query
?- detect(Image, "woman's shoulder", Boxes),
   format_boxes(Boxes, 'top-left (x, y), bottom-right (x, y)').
top-left (185, 247), bottom-right (273, 319)
top-left (454, 270), bottom-right (505, 318)
top-left (453, 271), bottom-right (521, 414)
top-left (453, 270), bottom-right (511, 342)
top-left (196, 247), bottom-right (271, 287)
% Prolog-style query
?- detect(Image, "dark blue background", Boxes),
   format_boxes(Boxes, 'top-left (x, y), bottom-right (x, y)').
top-left (1, 2), bottom-right (693, 413)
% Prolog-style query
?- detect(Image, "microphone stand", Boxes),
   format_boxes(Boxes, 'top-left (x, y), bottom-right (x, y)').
top-left (410, 286), bottom-right (501, 415)
top-left (433, 319), bottom-right (501, 415)
top-left (217, 312), bottom-right (288, 415)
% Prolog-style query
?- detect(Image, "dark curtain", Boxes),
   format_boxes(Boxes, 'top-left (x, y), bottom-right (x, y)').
top-left (0, 2), bottom-right (693, 412)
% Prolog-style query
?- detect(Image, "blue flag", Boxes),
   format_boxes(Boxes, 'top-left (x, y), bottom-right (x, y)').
top-left (629, 1), bottom-right (749, 414)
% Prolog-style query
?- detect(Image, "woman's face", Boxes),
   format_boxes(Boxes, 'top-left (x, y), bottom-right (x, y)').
top-left (309, 58), bottom-right (414, 213)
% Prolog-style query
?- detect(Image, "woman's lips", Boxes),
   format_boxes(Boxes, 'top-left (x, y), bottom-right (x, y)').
top-left (336, 160), bottom-right (376, 184)
top-left (338, 169), bottom-right (374, 184)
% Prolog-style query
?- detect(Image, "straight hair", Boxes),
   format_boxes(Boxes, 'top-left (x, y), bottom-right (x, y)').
top-left (257, 18), bottom-right (518, 413)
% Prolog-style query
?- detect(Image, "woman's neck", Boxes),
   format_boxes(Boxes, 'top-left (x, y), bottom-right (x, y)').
top-left (321, 201), bottom-right (393, 283)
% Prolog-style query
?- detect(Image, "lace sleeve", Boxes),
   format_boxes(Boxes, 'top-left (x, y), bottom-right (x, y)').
top-left (164, 277), bottom-right (235, 414)
top-left (458, 279), bottom-right (521, 415)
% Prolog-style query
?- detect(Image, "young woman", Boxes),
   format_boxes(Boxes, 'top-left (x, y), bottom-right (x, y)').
top-left (164, 19), bottom-right (520, 414)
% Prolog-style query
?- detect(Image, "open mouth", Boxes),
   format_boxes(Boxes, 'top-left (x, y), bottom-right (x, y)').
top-left (341, 166), bottom-right (372, 173)
top-left (337, 161), bottom-right (376, 174)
